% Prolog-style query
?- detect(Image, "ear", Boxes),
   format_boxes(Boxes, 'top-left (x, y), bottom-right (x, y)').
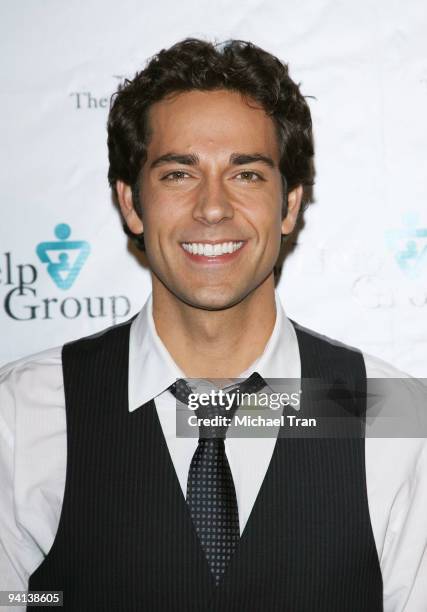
top-left (281, 185), bottom-right (303, 235)
top-left (116, 180), bottom-right (144, 234)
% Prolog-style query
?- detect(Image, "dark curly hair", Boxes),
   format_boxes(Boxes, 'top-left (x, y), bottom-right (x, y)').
top-left (107, 38), bottom-right (315, 250)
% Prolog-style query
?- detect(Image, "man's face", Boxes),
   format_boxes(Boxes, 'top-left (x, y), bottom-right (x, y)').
top-left (119, 89), bottom-right (301, 310)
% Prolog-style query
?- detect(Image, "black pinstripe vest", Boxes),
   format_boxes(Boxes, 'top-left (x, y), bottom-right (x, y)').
top-left (28, 318), bottom-right (383, 611)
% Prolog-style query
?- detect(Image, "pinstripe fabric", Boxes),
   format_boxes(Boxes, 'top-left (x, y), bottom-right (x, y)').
top-left (28, 318), bottom-right (383, 611)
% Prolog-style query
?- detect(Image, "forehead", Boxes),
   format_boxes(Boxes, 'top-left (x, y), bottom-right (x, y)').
top-left (145, 89), bottom-right (280, 160)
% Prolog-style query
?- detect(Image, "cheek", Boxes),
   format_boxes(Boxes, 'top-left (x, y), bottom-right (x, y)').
top-left (140, 189), bottom-right (174, 229)
top-left (243, 197), bottom-right (282, 240)
top-left (141, 202), bottom-right (185, 256)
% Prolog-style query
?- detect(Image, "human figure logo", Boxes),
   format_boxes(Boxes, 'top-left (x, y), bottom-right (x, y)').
top-left (36, 224), bottom-right (91, 289)
top-left (385, 214), bottom-right (427, 279)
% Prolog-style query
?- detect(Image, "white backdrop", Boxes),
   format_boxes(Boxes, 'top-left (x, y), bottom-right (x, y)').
top-left (1, 0), bottom-right (426, 375)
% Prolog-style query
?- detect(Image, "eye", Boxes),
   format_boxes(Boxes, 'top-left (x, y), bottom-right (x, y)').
top-left (235, 171), bottom-right (265, 182)
top-left (161, 170), bottom-right (191, 181)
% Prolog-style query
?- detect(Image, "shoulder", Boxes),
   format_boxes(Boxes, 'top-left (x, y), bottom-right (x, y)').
top-left (355, 351), bottom-right (427, 446)
top-left (362, 351), bottom-right (412, 378)
top-left (63, 317), bottom-right (135, 357)
top-left (290, 320), bottom-right (366, 384)
top-left (0, 345), bottom-right (63, 391)
top-left (0, 317), bottom-right (136, 407)
top-left (291, 319), bottom-right (416, 379)
top-left (0, 346), bottom-right (64, 436)
top-left (291, 319), bottom-right (364, 359)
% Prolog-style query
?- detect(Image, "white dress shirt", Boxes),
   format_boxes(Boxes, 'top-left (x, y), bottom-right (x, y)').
top-left (0, 292), bottom-right (426, 612)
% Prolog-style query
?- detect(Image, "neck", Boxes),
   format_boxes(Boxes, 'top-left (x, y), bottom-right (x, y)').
top-left (152, 275), bottom-right (277, 378)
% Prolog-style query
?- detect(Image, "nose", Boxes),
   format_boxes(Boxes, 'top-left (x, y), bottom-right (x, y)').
top-left (192, 176), bottom-right (234, 225)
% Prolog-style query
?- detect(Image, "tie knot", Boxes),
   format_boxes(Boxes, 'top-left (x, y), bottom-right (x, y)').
top-left (169, 372), bottom-right (266, 440)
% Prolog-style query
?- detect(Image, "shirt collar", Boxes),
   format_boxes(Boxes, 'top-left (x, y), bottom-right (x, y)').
top-left (128, 291), bottom-right (301, 412)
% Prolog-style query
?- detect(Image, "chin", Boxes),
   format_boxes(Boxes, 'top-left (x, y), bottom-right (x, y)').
top-left (178, 286), bottom-right (249, 312)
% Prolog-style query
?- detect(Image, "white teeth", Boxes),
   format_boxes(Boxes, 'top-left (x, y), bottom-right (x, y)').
top-left (182, 241), bottom-right (244, 256)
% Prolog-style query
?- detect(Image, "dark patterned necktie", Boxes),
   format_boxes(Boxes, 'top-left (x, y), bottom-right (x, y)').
top-left (169, 372), bottom-right (265, 584)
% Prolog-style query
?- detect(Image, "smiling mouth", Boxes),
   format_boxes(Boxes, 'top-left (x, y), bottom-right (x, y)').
top-left (181, 241), bottom-right (245, 257)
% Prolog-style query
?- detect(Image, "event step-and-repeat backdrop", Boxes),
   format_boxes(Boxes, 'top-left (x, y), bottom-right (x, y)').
top-left (1, 0), bottom-right (426, 375)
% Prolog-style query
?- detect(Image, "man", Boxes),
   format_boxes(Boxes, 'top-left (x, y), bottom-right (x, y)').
top-left (0, 38), bottom-right (426, 611)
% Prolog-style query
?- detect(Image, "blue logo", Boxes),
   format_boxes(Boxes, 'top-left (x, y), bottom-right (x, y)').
top-left (36, 223), bottom-right (91, 290)
top-left (385, 214), bottom-right (427, 279)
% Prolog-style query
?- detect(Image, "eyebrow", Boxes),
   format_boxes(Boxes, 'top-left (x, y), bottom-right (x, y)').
top-left (150, 152), bottom-right (276, 169)
top-left (229, 153), bottom-right (275, 168)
